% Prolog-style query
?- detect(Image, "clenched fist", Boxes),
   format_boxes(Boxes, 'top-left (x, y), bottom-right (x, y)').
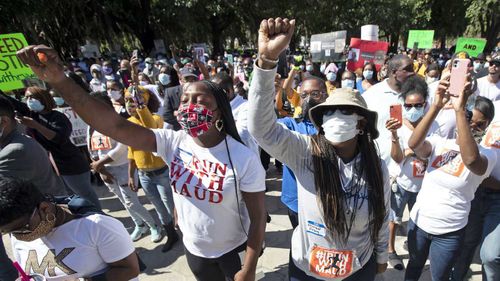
top-left (258, 18), bottom-right (296, 69)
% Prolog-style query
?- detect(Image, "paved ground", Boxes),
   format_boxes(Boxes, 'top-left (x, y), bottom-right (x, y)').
top-left (3, 165), bottom-right (482, 280)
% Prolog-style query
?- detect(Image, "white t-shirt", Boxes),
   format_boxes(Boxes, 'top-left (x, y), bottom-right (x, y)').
top-left (476, 76), bottom-right (500, 101)
top-left (396, 122), bottom-right (439, 193)
top-left (481, 120), bottom-right (500, 180)
top-left (142, 84), bottom-right (165, 117)
top-left (410, 136), bottom-right (497, 235)
top-left (363, 79), bottom-right (401, 176)
top-left (230, 95), bottom-right (259, 155)
top-left (87, 128), bottom-right (128, 167)
top-left (153, 129), bottom-right (266, 258)
top-left (11, 214), bottom-right (137, 281)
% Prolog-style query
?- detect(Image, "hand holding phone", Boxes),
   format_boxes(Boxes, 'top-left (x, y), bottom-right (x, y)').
top-left (132, 49), bottom-right (139, 58)
top-left (449, 58), bottom-right (470, 97)
top-left (390, 104), bottom-right (403, 126)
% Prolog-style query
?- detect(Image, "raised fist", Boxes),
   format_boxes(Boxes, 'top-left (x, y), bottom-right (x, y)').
top-left (258, 18), bottom-right (295, 68)
top-left (16, 45), bottom-right (66, 84)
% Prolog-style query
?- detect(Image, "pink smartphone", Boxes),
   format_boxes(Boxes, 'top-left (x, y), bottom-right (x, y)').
top-left (449, 58), bottom-right (470, 97)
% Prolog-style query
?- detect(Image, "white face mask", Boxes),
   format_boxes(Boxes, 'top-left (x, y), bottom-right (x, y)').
top-left (425, 76), bottom-right (439, 84)
top-left (322, 111), bottom-right (362, 144)
top-left (107, 90), bottom-right (122, 101)
top-left (341, 79), bottom-right (355, 89)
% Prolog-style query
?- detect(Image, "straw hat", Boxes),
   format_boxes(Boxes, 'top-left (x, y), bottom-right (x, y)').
top-left (309, 88), bottom-right (379, 139)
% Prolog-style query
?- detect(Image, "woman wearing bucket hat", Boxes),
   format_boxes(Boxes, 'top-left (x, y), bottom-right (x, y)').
top-left (248, 18), bottom-right (390, 281)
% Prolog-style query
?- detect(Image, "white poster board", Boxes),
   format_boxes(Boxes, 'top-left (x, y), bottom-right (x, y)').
top-left (55, 107), bottom-right (88, 147)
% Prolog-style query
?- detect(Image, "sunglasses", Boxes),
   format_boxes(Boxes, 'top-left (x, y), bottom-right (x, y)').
top-left (299, 91), bottom-right (325, 100)
top-left (404, 103), bottom-right (425, 110)
top-left (3, 208), bottom-right (37, 235)
top-left (324, 107), bottom-right (357, 116)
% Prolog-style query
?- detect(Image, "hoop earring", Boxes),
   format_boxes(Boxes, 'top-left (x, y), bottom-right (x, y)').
top-left (45, 213), bottom-right (56, 223)
top-left (215, 120), bottom-right (224, 132)
top-left (358, 129), bottom-right (364, 136)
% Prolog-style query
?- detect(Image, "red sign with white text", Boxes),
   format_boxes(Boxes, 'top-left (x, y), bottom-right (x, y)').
top-left (347, 38), bottom-right (389, 72)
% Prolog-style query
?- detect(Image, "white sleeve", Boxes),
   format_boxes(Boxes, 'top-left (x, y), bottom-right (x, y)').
top-left (479, 147), bottom-right (498, 178)
top-left (107, 142), bottom-right (128, 162)
top-left (152, 128), bottom-right (182, 162)
top-left (92, 216), bottom-right (135, 263)
top-left (237, 151), bottom-right (266, 193)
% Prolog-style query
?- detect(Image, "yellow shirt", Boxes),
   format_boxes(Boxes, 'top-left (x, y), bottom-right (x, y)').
top-left (287, 89), bottom-right (302, 118)
top-left (413, 62), bottom-right (427, 77)
top-left (127, 107), bottom-right (166, 170)
top-left (325, 81), bottom-right (336, 95)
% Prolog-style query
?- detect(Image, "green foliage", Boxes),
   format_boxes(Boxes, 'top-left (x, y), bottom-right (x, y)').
top-left (0, 0), bottom-right (497, 57)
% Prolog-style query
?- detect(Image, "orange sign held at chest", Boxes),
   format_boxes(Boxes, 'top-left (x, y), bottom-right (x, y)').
top-left (309, 245), bottom-right (354, 278)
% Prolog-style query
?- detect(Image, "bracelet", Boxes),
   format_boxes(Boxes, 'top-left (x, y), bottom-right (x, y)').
top-left (391, 137), bottom-right (399, 142)
top-left (258, 55), bottom-right (279, 65)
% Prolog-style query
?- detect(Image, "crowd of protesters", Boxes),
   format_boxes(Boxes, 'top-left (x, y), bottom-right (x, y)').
top-left (0, 16), bottom-right (499, 281)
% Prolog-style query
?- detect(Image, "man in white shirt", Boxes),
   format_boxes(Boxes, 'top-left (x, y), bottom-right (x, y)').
top-left (211, 72), bottom-right (259, 154)
top-left (475, 56), bottom-right (500, 101)
top-left (363, 54), bottom-right (415, 175)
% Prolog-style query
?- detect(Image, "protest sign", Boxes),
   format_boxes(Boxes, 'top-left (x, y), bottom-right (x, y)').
top-left (0, 33), bottom-right (36, 92)
top-left (154, 39), bottom-right (167, 54)
top-left (455, 38), bottom-right (486, 58)
top-left (80, 41), bottom-right (100, 58)
top-left (192, 43), bottom-right (208, 64)
top-left (55, 107), bottom-right (88, 147)
top-left (310, 31), bottom-right (347, 62)
top-left (407, 30), bottom-right (434, 49)
top-left (347, 38), bottom-right (389, 71)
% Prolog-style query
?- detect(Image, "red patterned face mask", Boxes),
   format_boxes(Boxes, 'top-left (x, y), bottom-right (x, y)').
top-left (177, 103), bottom-right (214, 137)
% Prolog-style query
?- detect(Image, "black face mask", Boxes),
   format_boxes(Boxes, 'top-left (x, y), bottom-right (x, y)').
top-left (298, 99), bottom-right (319, 121)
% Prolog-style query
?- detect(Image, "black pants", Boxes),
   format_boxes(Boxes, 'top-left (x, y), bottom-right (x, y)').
top-left (288, 208), bottom-right (299, 229)
top-left (0, 238), bottom-right (17, 281)
top-left (184, 242), bottom-right (247, 281)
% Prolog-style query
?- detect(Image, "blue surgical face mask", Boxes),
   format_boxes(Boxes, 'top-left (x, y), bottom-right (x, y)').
top-left (102, 66), bottom-right (113, 75)
top-left (27, 98), bottom-right (45, 112)
top-left (158, 73), bottom-right (171, 86)
top-left (341, 79), bottom-right (355, 89)
top-left (320, 64), bottom-right (326, 73)
top-left (326, 72), bottom-right (336, 82)
top-left (53, 97), bottom-right (65, 106)
top-left (404, 106), bottom-right (425, 122)
top-left (473, 61), bottom-right (483, 72)
top-left (306, 65), bottom-right (313, 72)
top-left (363, 70), bottom-right (373, 80)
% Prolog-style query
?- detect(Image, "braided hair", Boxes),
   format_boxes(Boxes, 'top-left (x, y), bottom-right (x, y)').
top-left (200, 80), bottom-right (244, 146)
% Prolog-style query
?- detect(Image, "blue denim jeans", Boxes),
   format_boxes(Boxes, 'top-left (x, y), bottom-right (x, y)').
top-left (390, 184), bottom-right (418, 224)
top-left (405, 219), bottom-right (465, 281)
top-left (450, 188), bottom-right (500, 281)
top-left (288, 253), bottom-right (377, 281)
top-left (138, 168), bottom-right (174, 225)
top-left (61, 171), bottom-right (102, 210)
top-left (0, 237), bottom-right (17, 281)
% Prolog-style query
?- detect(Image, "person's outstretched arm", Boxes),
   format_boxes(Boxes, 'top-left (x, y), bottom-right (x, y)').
top-left (17, 46), bottom-right (157, 152)
top-left (248, 18), bottom-right (311, 172)
top-left (408, 76), bottom-right (450, 158)
top-left (452, 82), bottom-right (491, 175)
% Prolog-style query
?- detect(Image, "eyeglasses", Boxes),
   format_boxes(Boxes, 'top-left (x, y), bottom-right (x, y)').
top-left (299, 91), bottom-right (325, 100)
top-left (3, 208), bottom-right (37, 235)
top-left (404, 103), bottom-right (425, 110)
top-left (324, 108), bottom-right (357, 116)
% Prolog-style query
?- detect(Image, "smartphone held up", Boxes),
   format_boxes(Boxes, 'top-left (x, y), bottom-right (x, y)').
top-left (449, 58), bottom-right (470, 97)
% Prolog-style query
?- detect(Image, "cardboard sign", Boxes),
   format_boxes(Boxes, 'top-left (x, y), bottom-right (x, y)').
top-left (347, 38), bottom-right (389, 71)
top-left (80, 41), bottom-right (100, 58)
top-left (407, 30), bottom-right (434, 49)
top-left (0, 33), bottom-right (36, 92)
top-left (455, 38), bottom-right (487, 58)
top-left (154, 39), bottom-right (167, 54)
top-left (55, 107), bottom-right (88, 147)
top-left (310, 31), bottom-right (347, 62)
